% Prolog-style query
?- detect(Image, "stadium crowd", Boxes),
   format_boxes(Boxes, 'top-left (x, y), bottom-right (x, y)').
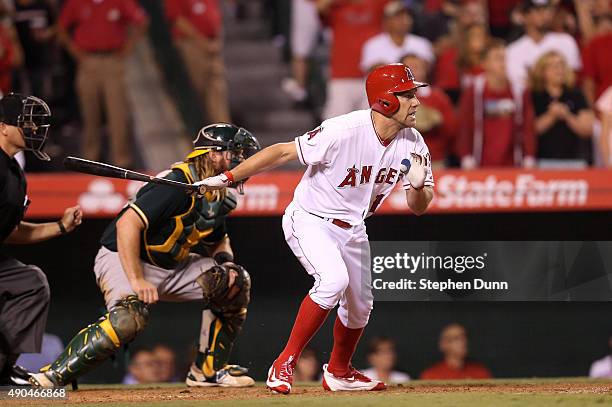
top-left (283, 0), bottom-right (612, 169)
top-left (0, 0), bottom-right (610, 171)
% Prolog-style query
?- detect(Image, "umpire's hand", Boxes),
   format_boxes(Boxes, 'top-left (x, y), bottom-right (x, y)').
top-left (60, 205), bottom-right (83, 233)
top-left (130, 278), bottom-right (159, 304)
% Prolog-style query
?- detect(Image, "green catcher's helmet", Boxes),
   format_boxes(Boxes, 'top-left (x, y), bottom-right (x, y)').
top-left (188, 123), bottom-right (260, 167)
top-left (188, 123), bottom-right (261, 193)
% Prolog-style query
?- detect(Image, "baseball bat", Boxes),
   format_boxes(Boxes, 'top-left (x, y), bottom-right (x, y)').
top-left (63, 156), bottom-right (206, 195)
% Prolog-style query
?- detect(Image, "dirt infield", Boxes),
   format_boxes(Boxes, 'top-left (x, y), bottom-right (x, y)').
top-left (3, 379), bottom-right (611, 406)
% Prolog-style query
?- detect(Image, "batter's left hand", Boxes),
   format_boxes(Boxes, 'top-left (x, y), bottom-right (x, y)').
top-left (402, 153), bottom-right (429, 190)
top-left (60, 205), bottom-right (83, 233)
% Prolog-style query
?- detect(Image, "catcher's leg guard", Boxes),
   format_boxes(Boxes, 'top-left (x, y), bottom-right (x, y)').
top-left (195, 307), bottom-right (248, 378)
top-left (194, 263), bottom-right (251, 378)
top-left (36, 296), bottom-right (148, 386)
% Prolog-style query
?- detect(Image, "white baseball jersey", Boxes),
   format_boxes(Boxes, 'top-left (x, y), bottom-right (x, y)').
top-left (292, 109), bottom-right (434, 225)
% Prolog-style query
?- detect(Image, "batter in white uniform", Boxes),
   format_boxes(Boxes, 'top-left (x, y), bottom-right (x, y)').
top-left (197, 63), bottom-right (435, 394)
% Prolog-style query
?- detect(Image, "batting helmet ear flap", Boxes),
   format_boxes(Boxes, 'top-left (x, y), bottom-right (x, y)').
top-left (370, 94), bottom-right (401, 117)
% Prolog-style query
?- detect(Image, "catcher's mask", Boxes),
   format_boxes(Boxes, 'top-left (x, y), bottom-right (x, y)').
top-left (0, 93), bottom-right (51, 161)
top-left (188, 123), bottom-right (261, 194)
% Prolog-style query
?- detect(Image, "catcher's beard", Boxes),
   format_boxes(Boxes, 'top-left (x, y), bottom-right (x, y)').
top-left (191, 154), bottom-right (227, 200)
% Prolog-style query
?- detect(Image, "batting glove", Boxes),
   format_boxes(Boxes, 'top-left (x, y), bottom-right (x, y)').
top-left (193, 171), bottom-right (234, 193)
top-left (401, 153), bottom-right (429, 190)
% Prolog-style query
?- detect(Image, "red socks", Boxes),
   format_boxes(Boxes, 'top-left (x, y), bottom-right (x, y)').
top-left (276, 296), bottom-right (365, 378)
top-left (327, 317), bottom-right (364, 377)
top-left (277, 295), bottom-right (330, 362)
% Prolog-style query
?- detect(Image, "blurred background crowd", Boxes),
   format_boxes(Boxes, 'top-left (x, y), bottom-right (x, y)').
top-left (18, 325), bottom-right (612, 384)
top-left (3, 0), bottom-right (612, 172)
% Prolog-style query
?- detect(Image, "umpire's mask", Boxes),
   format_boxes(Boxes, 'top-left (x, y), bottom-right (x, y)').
top-left (0, 93), bottom-right (52, 161)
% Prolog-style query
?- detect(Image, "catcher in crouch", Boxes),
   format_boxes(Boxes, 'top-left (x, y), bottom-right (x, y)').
top-left (30, 123), bottom-right (261, 388)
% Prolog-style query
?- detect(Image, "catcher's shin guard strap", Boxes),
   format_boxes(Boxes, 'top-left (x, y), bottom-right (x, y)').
top-left (196, 308), bottom-right (248, 378)
top-left (43, 295), bottom-right (148, 386)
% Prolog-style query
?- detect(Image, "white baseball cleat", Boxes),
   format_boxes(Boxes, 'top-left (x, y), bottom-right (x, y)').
top-left (266, 355), bottom-right (296, 394)
top-left (185, 364), bottom-right (254, 387)
top-left (321, 363), bottom-right (387, 392)
top-left (28, 372), bottom-right (56, 388)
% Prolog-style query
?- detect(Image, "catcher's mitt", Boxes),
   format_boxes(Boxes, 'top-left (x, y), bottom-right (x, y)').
top-left (196, 263), bottom-right (251, 312)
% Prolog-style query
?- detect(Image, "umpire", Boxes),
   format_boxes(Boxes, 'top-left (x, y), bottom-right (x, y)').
top-left (0, 94), bottom-right (82, 385)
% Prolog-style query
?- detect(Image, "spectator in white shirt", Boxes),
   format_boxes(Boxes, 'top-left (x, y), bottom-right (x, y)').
top-left (506, 0), bottom-right (581, 97)
top-left (360, 0), bottom-right (434, 74)
top-left (362, 337), bottom-right (410, 384)
top-left (589, 335), bottom-right (612, 378)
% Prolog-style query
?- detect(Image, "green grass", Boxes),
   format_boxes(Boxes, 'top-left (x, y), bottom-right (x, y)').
top-left (63, 393), bottom-right (612, 407)
top-left (5, 379), bottom-right (610, 407)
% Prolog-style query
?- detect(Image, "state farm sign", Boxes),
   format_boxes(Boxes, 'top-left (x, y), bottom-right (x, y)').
top-left (23, 169), bottom-right (612, 218)
top-left (435, 173), bottom-right (588, 208)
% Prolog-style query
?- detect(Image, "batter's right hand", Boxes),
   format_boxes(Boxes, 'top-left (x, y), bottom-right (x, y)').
top-left (130, 278), bottom-right (159, 304)
top-left (193, 171), bottom-right (233, 194)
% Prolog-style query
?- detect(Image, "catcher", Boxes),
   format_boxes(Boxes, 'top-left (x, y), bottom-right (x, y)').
top-left (30, 123), bottom-right (260, 388)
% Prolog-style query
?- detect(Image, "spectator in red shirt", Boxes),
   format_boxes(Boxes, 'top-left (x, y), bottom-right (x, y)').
top-left (421, 323), bottom-right (492, 380)
top-left (57, 0), bottom-right (148, 169)
top-left (401, 53), bottom-right (456, 167)
top-left (0, 24), bottom-right (16, 95)
top-left (434, 22), bottom-right (488, 103)
top-left (575, 0), bottom-right (612, 44)
top-left (483, 0), bottom-right (522, 40)
top-left (596, 85), bottom-right (612, 166)
top-left (432, 2), bottom-right (487, 103)
top-left (316, 0), bottom-right (388, 119)
top-left (581, 13), bottom-right (612, 106)
top-left (458, 39), bottom-right (536, 168)
top-left (165, 0), bottom-right (230, 123)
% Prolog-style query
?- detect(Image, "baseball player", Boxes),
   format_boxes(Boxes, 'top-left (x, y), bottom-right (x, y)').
top-left (30, 123), bottom-right (261, 388)
top-left (197, 63), bottom-right (435, 393)
top-left (0, 93), bottom-right (82, 385)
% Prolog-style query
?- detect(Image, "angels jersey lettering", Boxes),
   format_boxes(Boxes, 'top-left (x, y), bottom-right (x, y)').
top-left (293, 109), bottom-right (434, 224)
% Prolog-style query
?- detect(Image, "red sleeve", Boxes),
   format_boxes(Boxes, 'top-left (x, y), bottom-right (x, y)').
top-left (424, 0), bottom-right (444, 13)
top-left (165, 0), bottom-right (183, 22)
top-left (521, 90), bottom-right (536, 157)
top-left (122, 0), bottom-right (148, 25)
top-left (457, 86), bottom-right (476, 158)
top-left (436, 89), bottom-right (458, 152)
top-left (470, 363), bottom-right (493, 379)
top-left (434, 48), bottom-right (460, 90)
top-left (581, 40), bottom-right (594, 80)
top-left (420, 363), bottom-right (444, 380)
top-left (0, 28), bottom-right (14, 70)
top-left (420, 366), bottom-right (435, 380)
top-left (58, 0), bottom-right (78, 29)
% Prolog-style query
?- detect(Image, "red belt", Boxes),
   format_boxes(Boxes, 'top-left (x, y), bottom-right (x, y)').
top-left (309, 212), bottom-right (352, 229)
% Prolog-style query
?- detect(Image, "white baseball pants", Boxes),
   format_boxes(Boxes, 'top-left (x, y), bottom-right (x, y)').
top-left (282, 201), bottom-right (374, 329)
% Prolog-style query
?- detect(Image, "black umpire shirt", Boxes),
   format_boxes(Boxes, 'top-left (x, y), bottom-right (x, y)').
top-left (0, 147), bottom-right (28, 247)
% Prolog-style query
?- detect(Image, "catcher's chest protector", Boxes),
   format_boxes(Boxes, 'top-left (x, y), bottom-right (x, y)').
top-left (144, 162), bottom-right (236, 269)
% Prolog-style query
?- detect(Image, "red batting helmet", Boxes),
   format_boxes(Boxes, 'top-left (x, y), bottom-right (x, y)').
top-left (366, 63), bottom-right (428, 117)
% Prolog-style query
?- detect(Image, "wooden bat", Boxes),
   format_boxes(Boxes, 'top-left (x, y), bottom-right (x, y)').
top-left (63, 156), bottom-right (206, 195)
